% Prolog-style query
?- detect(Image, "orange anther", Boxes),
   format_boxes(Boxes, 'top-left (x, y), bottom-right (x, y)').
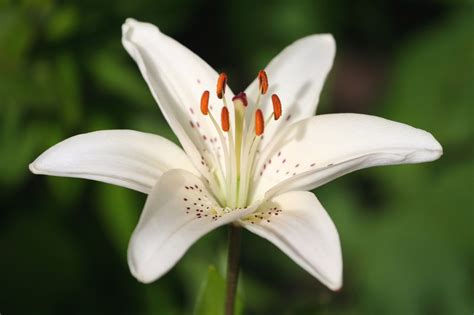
top-left (221, 106), bottom-right (230, 132)
top-left (258, 70), bottom-right (268, 94)
top-left (200, 90), bottom-right (210, 115)
top-left (271, 94), bottom-right (282, 120)
top-left (255, 109), bottom-right (264, 136)
top-left (216, 73), bottom-right (227, 99)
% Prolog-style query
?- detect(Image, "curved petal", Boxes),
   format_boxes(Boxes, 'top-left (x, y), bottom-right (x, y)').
top-left (250, 114), bottom-right (442, 202)
top-left (122, 19), bottom-right (233, 182)
top-left (128, 169), bottom-right (259, 283)
top-left (29, 130), bottom-right (198, 194)
top-left (240, 191), bottom-right (342, 290)
top-left (244, 34), bottom-right (335, 148)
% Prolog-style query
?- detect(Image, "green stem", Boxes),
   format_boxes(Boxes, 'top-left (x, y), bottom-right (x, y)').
top-left (225, 225), bottom-right (242, 315)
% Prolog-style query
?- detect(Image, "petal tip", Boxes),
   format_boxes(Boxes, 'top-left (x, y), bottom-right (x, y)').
top-left (29, 161), bottom-right (40, 174)
top-left (297, 33), bottom-right (336, 51)
top-left (431, 138), bottom-right (443, 159)
top-left (130, 269), bottom-right (156, 284)
top-left (415, 131), bottom-right (443, 162)
top-left (333, 284), bottom-right (344, 293)
top-left (122, 18), bottom-right (138, 35)
top-left (129, 266), bottom-right (153, 284)
top-left (28, 152), bottom-right (55, 175)
top-left (322, 249), bottom-right (343, 291)
top-left (321, 34), bottom-right (336, 55)
top-left (124, 17), bottom-right (138, 24)
top-left (122, 18), bottom-right (161, 37)
top-left (326, 275), bottom-right (343, 292)
top-left (29, 156), bottom-right (48, 175)
top-left (320, 33), bottom-right (335, 45)
top-left (127, 242), bottom-right (161, 284)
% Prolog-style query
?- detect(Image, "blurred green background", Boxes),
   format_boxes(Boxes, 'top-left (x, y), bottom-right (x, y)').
top-left (1, 0), bottom-right (473, 314)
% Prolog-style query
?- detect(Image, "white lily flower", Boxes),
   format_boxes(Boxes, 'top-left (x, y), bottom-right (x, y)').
top-left (30, 18), bottom-right (442, 291)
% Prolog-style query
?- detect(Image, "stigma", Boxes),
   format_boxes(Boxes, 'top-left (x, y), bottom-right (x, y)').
top-left (232, 92), bottom-right (248, 107)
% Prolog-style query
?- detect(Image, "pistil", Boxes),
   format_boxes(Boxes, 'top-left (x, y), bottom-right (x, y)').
top-left (232, 93), bottom-right (248, 163)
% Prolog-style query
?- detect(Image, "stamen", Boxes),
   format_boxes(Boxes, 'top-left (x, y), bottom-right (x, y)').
top-left (221, 106), bottom-right (230, 132)
top-left (200, 90), bottom-right (210, 115)
top-left (255, 109), bottom-right (264, 136)
top-left (258, 70), bottom-right (269, 95)
top-left (217, 73), bottom-right (227, 99)
top-left (271, 94), bottom-right (282, 120)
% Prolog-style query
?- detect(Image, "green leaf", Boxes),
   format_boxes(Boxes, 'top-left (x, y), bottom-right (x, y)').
top-left (193, 266), bottom-right (243, 315)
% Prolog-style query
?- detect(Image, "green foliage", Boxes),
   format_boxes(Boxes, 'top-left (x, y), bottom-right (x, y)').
top-left (382, 10), bottom-right (474, 146)
top-left (194, 266), bottom-right (243, 315)
top-left (96, 185), bottom-right (141, 256)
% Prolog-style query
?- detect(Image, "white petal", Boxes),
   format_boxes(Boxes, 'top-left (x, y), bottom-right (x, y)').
top-left (122, 19), bottom-right (233, 180)
top-left (245, 34), bottom-right (335, 148)
top-left (128, 169), bottom-right (259, 283)
top-left (29, 130), bottom-right (198, 194)
top-left (250, 114), bottom-right (442, 202)
top-left (240, 191), bottom-right (342, 290)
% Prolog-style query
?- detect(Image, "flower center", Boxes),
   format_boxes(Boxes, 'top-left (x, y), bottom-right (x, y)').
top-left (199, 71), bottom-right (283, 208)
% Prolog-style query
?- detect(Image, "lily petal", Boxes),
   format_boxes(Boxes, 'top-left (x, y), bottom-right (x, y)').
top-left (122, 19), bottom-right (233, 181)
top-left (29, 130), bottom-right (197, 194)
top-left (240, 191), bottom-right (342, 290)
top-left (245, 34), bottom-right (335, 148)
top-left (128, 169), bottom-right (258, 283)
top-left (250, 114), bottom-right (442, 202)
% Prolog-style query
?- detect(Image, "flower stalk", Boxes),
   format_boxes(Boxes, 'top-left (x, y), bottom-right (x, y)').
top-left (225, 225), bottom-right (242, 315)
